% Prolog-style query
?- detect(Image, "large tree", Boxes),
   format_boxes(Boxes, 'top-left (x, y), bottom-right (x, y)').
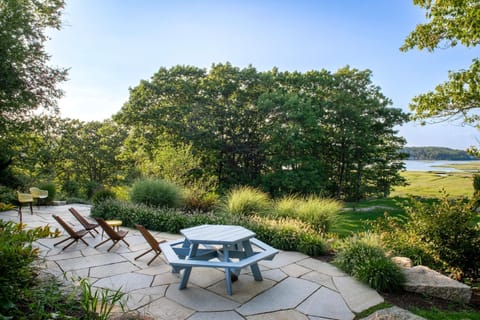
top-left (55, 119), bottom-right (128, 191)
top-left (0, 0), bottom-right (67, 187)
top-left (117, 63), bottom-right (407, 200)
top-left (0, 0), bottom-right (67, 130)
top-left (401, 0), bottom-right (480, 126)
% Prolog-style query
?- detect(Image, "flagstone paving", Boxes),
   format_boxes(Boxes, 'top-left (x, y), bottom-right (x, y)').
top-left (1, 205), bottom-right (386, 320)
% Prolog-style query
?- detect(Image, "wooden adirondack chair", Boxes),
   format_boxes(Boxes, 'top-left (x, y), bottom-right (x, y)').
top-left (69, 207), bottom-right (99, 237)
top-left (94, 218), bottom-right (130, 251)
top-left (134, 224), bottom-right (166, 265)
top-left (53, 214), bottom-right (89, 250)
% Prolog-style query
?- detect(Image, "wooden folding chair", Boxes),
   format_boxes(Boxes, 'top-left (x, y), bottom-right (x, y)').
top-left (134, 224), bottom-right (166, 265)
top-left (52, 214), bottom-right (89, 250)
top-left (69, 207), bottom-right (99, 238)
top-left (94, 218), bottom-right (130, 251)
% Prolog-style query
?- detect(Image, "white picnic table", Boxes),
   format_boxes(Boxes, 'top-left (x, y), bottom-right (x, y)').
top-left (160, 224), bottom-right (278, 295)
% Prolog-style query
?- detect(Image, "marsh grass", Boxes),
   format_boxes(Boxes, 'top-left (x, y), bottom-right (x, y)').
top-left (392, 171), bottom-right (474, 197)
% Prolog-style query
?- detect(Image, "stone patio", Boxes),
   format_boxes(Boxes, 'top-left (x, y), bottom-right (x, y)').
top-left (1, 205), bottom-right (385, 320)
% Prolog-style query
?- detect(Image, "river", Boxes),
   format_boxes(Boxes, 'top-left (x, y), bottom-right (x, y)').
top-left (403, 160), bottom-right (480, 172)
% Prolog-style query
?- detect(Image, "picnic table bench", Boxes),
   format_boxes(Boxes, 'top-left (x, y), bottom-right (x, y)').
top-left (160, 224), bottom-right (278, 295)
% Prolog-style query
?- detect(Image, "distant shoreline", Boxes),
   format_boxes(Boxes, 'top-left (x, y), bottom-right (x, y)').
top-left (403, 160), bottom-right (480, 172)
top-left (403, 146), bottom-right (479, 161)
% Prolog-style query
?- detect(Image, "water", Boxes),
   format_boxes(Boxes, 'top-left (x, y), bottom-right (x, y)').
top-left (403, 160), bottom-right (479, 172)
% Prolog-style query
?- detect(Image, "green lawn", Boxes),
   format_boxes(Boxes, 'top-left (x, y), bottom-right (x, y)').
top-left (337, 198), bottom-right (406, 236)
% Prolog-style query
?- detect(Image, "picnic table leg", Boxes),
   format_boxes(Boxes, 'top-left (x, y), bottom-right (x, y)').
top-left (223, 245), bottom-right (233, 295)
top-left (179, 243), bottom-right (198, 290)
top-left (242, 240), bottom-right (263, 281)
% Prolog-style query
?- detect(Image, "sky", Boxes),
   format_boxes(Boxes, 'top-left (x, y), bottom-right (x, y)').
top-left (45, 0), bottom-right (480, 150)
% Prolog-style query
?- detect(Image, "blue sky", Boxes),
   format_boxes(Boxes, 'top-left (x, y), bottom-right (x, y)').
top-left (46, 0), bottom-right (479, 149)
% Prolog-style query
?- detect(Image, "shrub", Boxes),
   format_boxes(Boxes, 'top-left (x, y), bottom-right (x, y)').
top-left (130, 179), bottom-right (184, 208)
top-left (184, 191), bottom-right (219, 213)
top-left (474, 174), bottom-right (480, 195)
top-left (232, 215), bottom-right (327, 255)
top-left (92, 189), bottom-right (116, 205)
top-left (91, 199), bottom-right (328, 256)
top-left (62, 180), bottom-right (80, 197)
top-left (38, 182), bottom-right (56, 202)
top-left (374, 192), bottom-right (480, 279)
top-left (354, 256), bottom-right (406, 292)
top-left (0, 221), bottom-right (59, 317)
top-left (110, 185), bottom-right (130, 201)
top-left (222, 186), bottom-right (271, 217)
top-left (273, 195), bottom-right (342, 233)
top-left (66, 197), bottom-right (90, 204)
top-left (84, 181), bottom-right (102, 199)
top-left (91, 199), bottom-right (225, 234)
top-left (334, 238), bottom-right (404, 292)
top-left (0, 185), bottom-right (16, 204)
top-left (0, 202), bottom-right (15, 211)
top-left (334, 238), bottom-right (386, 274)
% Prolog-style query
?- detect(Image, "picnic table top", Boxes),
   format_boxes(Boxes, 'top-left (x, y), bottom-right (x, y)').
top-left (180, 224), bottom-right (256, 245)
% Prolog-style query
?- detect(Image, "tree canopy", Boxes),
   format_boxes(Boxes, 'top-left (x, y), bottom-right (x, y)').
top-left (402, 0), bottom-right (480, 126)
top-left (116, 63), bottom-right (408, 200)
top-left (0, 0), bottom-right (67, 131)
top-left (0, 0), bottom-right (67, 187)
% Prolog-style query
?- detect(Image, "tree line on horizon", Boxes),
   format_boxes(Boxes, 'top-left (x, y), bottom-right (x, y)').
top-left (403, 146), bottom-right (480, 161)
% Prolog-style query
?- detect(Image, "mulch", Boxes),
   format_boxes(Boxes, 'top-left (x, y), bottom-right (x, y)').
top-left (381, 289), bottom-right (480, 312)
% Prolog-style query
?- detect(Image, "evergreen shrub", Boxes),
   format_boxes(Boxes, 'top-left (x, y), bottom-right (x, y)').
top-left (62, 180), bottom-right (80, 197)
top-left (92, 189), bottom-right (116, 205)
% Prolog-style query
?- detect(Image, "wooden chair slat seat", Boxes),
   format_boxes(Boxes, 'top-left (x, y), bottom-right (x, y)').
top-left (134, 224), bottom-right (166, 265)
top-left (94, 218), bottom-right (130, 251)
top-left (69, 207), bottom-right (99, 238)
top-left (53, 214), bottom-right (89, 250)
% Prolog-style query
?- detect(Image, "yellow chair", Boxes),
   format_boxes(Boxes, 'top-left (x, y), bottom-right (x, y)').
top-left (30, 187), bottom-right (48, 206)
top-left (17, 192), bottom-right (33, 222)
